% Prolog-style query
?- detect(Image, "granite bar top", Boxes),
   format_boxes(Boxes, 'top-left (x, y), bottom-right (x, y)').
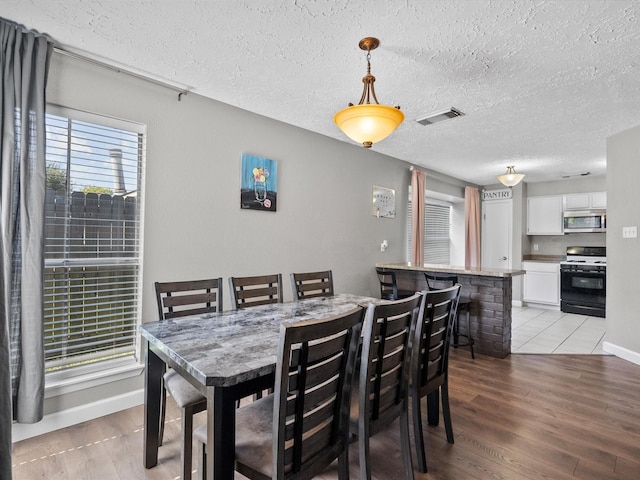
top-left (140, 294), bottom-right (379, 388)
top-left (377, 262), bottom-right (525, 278)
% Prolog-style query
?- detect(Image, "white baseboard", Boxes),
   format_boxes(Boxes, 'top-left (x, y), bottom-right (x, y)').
top-left (512, 300), bottom-right (523, 307)
top-left (521, 301), bottom-right (560, 311)
top-left (12, 388), bottom-right (144, 443)
top-left (603, 342), bottom-right (640, 366)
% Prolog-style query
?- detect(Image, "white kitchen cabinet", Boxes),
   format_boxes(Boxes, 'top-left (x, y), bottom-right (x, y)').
top-left (522, 261), bottom-right (560, 306)
top-left (564, 191), bottom-right (607, 210)
top-left (527, 195), bottom-right (564, 235)
top-left (591, 191), bottom-right (607, 208)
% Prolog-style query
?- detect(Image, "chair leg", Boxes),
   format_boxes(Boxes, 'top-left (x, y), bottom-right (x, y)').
top-left (426, 390), bottom-right (439, 426)
top-left (441, 383), bottom-right (454, 444)
top-left (452, 312), bottom-right (460, 348)
top-left (181, 405), bottom-right (194, 480)
top-left (412, 392), bottom-right (428, 473)
top-left (399, 409), bottom-right (415, 480)
top-left (359, 419), bottom-right (372, 480)
top-left (465, 310), bottom-right (475, 359)
top-left (159, 384), bottom-right (167, 446)
top-left (197, 437), bottom-right (206, 480)
top-left (453, 307), bottom-right (475, 359)
top-left (337, 446), bottom-right (349, 480)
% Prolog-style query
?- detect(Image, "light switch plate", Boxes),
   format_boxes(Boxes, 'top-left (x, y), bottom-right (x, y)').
top-left (623, 226), bottom-right (637, 238)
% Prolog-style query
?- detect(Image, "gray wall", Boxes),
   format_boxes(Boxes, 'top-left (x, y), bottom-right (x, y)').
top-left (606, 125), bottom-right (640, 357)
top-left (43, 52), bottom-right (466, 413)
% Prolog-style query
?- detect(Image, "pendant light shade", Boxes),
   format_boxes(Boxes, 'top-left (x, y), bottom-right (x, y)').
top-left (334, 37), bottom-right (404, 148)
top-left (334, 104), bottom-right (404, 147)
top-left (497, 165), bottom-right (525, 187)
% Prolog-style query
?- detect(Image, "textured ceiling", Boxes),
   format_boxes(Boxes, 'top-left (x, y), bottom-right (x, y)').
top-left (4, 0), bottom-right (640, 185)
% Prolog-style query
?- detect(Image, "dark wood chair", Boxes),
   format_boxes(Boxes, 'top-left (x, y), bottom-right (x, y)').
top-left (290, 270), bottom-right (334, 300)
top-left (376, 267), bottom-right (415, 300)
top-left (424, 273), bottom-right (474, 358)
top-left (194, 306), bottom-right (366, 480)
top-left (229, 273), bottom-right (283, 309)
top-left (154, 278), bottom-right (223, 480)
top-left (351, 293), bottom-right (424, 480)
top-left (410, 285), bottom-right (461, 473)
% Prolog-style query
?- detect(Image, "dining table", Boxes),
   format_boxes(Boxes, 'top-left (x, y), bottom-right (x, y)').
top-left (140, 293), bottom-right (379, 480)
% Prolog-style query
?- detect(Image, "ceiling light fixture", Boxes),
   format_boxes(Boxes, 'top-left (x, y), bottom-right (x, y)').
top-left (497, 166), bottom-right (525, 187)
top-left (334, 37), bottom-right (404, 148)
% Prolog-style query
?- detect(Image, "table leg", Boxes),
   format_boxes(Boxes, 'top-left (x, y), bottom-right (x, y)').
top-left (143, 343), bottom-right (163, 468)
top-left (205, 386), bottom-right (237, 480)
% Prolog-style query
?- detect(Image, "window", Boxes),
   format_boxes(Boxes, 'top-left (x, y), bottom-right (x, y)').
top-left (44, 105), bottom-right (145, 374)
top-left (407, 196), bottom-right (452, 264)
top-left (424, 203), bottom-right (451, 263)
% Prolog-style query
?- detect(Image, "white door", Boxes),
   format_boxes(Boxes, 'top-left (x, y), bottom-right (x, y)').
top-left (482, 199), bottom-right (512, 269)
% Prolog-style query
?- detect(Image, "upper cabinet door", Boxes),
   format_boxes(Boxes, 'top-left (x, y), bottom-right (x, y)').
top-left (591, 191), bottom-right (607, 209)
top-left (564, 192), bottom-right (607, 210)
top-left (564, 193), bottom-right (590, 210)
top-left (527, 196), bottom-right (564, 235)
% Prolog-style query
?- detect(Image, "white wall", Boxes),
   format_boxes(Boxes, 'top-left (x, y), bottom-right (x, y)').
top-left (605, 125), bottom-right (640, 364)
top-left (37, 51), bottom-right (470, 420)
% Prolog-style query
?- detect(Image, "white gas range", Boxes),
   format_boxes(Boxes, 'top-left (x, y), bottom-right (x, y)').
top-left (560, 246), bottom-right (606, 317)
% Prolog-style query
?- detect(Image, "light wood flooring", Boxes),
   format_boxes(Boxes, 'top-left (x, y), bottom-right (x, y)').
top-left (12, 349), bottom-right (640, 479)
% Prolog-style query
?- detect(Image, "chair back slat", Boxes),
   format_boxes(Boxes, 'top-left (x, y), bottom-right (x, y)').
top-left (290, 270), bottom-right (334, 300)
top-left (359, 293), bottom-right (422, 434)
top-left (375, 267), bottom-right (399, 300)
top-left (229, 274), bottom-right (283, 309)
top-left (274, 306), bottom-right (364, 478)
top-left (413, 285), bottom-right (461, 394)
top-left (155, 278), bottom-right (223, 320)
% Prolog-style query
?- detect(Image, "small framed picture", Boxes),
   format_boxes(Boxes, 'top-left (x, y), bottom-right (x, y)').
top-left (240, 153), bottom-right (278, 212)
top-left (372, 185), bottom-right (395, 218)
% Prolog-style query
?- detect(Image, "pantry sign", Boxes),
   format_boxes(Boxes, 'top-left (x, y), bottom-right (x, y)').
top-left (481, 189), bottom-right (512, 201)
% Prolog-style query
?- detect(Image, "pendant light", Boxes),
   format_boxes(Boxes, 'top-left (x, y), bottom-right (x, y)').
top-left (497, 166), bottom-right (525, 187)
top-left (334, 37), bottom-right (404, 148)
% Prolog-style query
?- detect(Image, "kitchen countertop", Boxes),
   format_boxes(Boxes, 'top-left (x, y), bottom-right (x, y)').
top-left (376, 262), bottom-right (525, 278)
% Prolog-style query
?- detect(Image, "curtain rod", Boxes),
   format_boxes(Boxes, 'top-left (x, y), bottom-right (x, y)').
top-left (53, 46), bottom-right (189, 101)
top-left (409, 164), bottom-right (479, 188)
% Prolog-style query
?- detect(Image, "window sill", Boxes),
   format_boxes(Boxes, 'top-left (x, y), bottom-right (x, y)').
top-left (45, 358), bottom-right (144, 399)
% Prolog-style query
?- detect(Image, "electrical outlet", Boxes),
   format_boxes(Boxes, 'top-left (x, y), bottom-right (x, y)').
top-left (623, 226), bottom-right (637, 238)
top-left (533, 244), bottom-right (539, 251)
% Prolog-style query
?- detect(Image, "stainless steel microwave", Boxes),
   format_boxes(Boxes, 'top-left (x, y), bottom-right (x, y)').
top-left (563, 210), bottom-right (606, 233)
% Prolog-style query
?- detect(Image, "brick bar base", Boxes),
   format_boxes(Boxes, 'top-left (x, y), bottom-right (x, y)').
top-left (394, 270), bottom-right (512, 358)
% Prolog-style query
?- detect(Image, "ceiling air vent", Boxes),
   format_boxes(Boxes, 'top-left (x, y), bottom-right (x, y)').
top-left (416, 107), bottom-right (465, 126)
top-left (561, 171), bottom-right (591, 178)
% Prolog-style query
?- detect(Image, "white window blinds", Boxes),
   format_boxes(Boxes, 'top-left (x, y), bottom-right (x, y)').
top-left (424, 203), bottom-right (451, 264)
top-left (44, 105), bottom-right (145, 372)
top-left (407, 197), bottom-right (452, 264)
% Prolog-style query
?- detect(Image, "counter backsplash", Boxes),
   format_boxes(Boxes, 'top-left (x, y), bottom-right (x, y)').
top-left (527, 232), bottom-right (606, 256)
top-left (522, 254), bottom-right (565, 262)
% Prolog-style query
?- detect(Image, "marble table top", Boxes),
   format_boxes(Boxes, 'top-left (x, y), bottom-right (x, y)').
top-left (140, 294), bottom-right (379, 388)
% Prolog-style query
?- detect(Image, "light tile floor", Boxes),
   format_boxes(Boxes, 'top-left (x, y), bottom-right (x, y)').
top-left (511, 306), bottom-right (609, 354)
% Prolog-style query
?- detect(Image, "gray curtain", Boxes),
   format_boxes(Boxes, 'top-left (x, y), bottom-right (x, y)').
top-left (0, 17), bottom-right (52, 478)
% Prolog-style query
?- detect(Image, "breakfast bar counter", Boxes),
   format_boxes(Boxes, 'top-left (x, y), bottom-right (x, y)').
top-left (376, 263), bottom-right (525, 358)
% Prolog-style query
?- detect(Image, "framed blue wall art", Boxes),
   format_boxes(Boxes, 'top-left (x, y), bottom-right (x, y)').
top-left (240, 153), bottom-right (278, 212)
